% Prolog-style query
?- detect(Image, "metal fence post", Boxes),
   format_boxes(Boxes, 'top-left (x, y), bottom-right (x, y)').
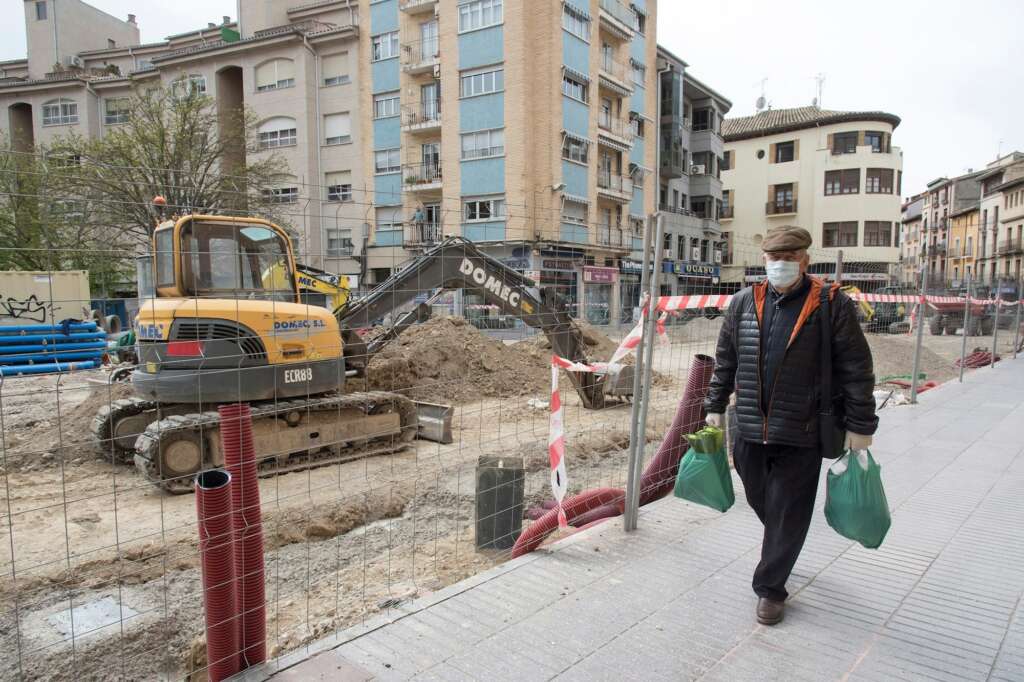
top-left (624, 215), bottom-right (652, 531)
top-left (910, 268), bottom-right (927, 403)
top-left (959, 273), bottom-right (971, 383)
top-left (1013, 274), bottom-right (1023, 359)
top-left (624, 214), bottom-right (664, 532)
top-left (991, 280), bottom-right (1002, 367)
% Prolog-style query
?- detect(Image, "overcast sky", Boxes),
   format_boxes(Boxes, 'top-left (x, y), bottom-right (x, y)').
top-left (3, 0), bottom-right (1021, 196)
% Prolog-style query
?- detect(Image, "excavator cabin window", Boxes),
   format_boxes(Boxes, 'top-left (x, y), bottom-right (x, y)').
top-left (180, 222), bottom-right (296, 302)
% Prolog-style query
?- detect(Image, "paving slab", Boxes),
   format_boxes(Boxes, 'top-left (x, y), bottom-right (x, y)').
top-left (250, 358), bottom-right (1024, 682)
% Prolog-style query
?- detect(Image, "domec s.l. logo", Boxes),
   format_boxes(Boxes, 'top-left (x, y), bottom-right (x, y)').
top-left (458, 258), bottom-right (522, 308)
top-left (273, 319), bottom-right (327, 332)
top-left (137, 322), bottom-right (165, 340)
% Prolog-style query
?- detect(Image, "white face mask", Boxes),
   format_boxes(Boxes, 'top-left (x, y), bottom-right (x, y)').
top-left (765, 260), bottom-right (801, 289)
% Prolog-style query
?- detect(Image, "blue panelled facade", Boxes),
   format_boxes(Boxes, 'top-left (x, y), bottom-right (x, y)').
top-left (371, 0), bottom-right (402, 209)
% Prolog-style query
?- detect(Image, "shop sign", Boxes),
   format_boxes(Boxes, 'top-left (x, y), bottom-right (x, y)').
top-left (501, 257), bottom-right (532, 271)
top-left (661, 261), bottom-right (675, 273)
top-left (675, 263), bottom-right (720, 279)
top-left (542, 259), bottom-right (575, 271)
top-left (620, 260), bottom-right (644, 274)
top-left (583, 266), bottom-right (617, 284)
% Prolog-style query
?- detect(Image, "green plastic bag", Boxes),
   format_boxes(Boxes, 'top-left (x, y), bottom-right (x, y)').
top-left (825, 449), bottom-right (891, 549)
top-left (673, 443), bottom-right (735, 513)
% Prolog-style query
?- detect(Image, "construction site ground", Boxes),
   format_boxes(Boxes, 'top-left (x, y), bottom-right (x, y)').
top-left (0, 316), bottom-right (1021, 679)
top-left (264, 342), bottom-right (1024, 682)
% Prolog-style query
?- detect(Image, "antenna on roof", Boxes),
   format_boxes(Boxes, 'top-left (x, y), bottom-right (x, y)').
top-left (755, 78), bottom-right (768, 112)
top-left (813, 73), bottom-right (825, 109)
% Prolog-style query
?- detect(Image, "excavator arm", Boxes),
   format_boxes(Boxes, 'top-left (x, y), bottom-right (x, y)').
top-left (335, 237), bottom-right (629, 409)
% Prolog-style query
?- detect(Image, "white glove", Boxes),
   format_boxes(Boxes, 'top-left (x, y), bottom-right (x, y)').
top-left (844, 431), bottom-right (872, 451)
top-left (706, 413), bottom-right (723, 428)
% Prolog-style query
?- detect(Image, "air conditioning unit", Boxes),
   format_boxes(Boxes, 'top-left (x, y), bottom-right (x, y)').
top-left (713, 250), bottom-right (722, 264)
top-left (690, 164), bottom-right (706, 175)
top-left (691, 247), bottom-right (701, 261)
top-left (64, 55), bottom-right (85, 69)
top-left (432, 64), bottom-right (441, 78)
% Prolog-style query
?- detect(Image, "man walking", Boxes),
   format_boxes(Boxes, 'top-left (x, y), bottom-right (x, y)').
top-left (704, 226), bottom-right (877, 625)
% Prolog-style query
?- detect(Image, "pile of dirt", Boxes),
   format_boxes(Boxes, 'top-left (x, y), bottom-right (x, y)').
top-left (359, 317), bottom-right (550, 403)
top-left (515, 320), bottom-right (621, 364)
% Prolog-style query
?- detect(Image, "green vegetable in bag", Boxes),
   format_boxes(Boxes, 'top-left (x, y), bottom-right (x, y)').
top-left (673, 439), bottom-right (734, 513)
top-left (686, 426), bottom-right (724, 455)
top-left (824, 449), bottom-right (891, 549)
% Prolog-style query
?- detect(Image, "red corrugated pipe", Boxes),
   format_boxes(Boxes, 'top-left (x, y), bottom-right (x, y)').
top-left (218, 403), bottom-right (267, 668)
top-left (196, 469), bottom-right (240, 682)
top-left (511, 488), bottom-right (625, 558)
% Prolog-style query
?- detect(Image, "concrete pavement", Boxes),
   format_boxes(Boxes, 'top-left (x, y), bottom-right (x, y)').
top-left (252, 356), bottom-right (1024, 681)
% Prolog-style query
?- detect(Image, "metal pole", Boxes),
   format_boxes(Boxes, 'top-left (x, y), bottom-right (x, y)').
top-left (624, 214), bottom-right (653, 531)
top-left (991, 279), bottom-right (1002, 367)
top-left (910, 268), bottom-right (927, 403)
top-left (1013, 273), bottom-right (1022, 359)
top-left (959, 273), bottom-right (971, 383)
top-left (835, 249), bottom-right (844, 284)
top-left (624, 214), bottom-right (664, 532)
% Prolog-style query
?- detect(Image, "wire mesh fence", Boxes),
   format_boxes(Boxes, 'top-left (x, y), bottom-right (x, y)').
top-left (1, 161), bottom-right (1023, 680)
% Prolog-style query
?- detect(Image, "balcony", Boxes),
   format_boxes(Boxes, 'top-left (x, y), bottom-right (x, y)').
top-left (598, 0), bottom-right (636, 40)
top-left (930, 244), bottom-right (947, 257)
top-left (597, 115), bottom-right (635, 148)
top-left (400, 0), bottom-right (438, 14)
top-left (720, 207), bottom-right (734, 220)
top-left (597, 172), bottom-right (634, 203)
top-left (404, 221), bottom-right (443, 248)
top-left (403, 163), bottom-right (443, 193)
top-left (597, 222), bottom-right (627, 249)
top-left (598, 57), bottom-right (634, 96)
top-left (765, 199), bottom-right (798, 216)
top-left (999, 238), bottom-right (1024, 256)
top-left (327, 241), bottom-right (355, 258)
top-left (401, 38), bottom-right (439, 75)
top-left (401, 99), bottom-right (442, 133)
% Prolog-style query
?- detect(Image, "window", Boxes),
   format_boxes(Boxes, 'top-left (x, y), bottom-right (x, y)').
top-left (823, 221), bottom-right (858, 247)
top-left (258, 117), bottom-right (297, 149)
top-left (372, 32), bottom-right (399, 61)
top-left (461, 66), bottom-right (503, 98)
top-left (721, 150), bottom-right (732, 171)
top-left (373, 91), bottom-right (400, 119)
top-left (562, 4), bottom-right (590, 41)
top-left (255, 59), bottom-right (295, 91)
top-left (632, 8), bottom-right (646, 34)
top-left (865, 131), bottom-right (885, 152)
top-left (630, 115), bottom-right (644, 139)
top-left (774, 183), bottom-right (794, 209)
top-left (263, 187), bottom-right (298, 204)
top-left (322, 52), bottom-right (350, 86)
top-left (461, 128), bottom-right (505, 159)
top-left (374, 148), bottom-right (401, 174)
top-left (562, 199), bottom-right (588, 226)
top-left (562, 134), bottom-right (589, 164)
top-left (108, 39), bottom-right (116, 49)
top-left (832, 131), bottom-right (858, 154)
top-left (866, 168), bottom-right (894, 194)
top-left (631, 60), bottom-right (646, 86)
top-left (824, 169), bottom-right (860, 195)
top-left (42, 98), bottom-right (78, 125)
top-left (324, 112), bottom-right (351, 145)
top-left (171, 74), bottom-right (207, 99)
top-left (464, 196), bottom-right (507, 222)
top-left (721, 190), bottom-right (731, 217)
top-left (692, 108), bottom-right (712, 132)
top-left (458, 0), bottom-right (503, 33)
top-left (774, 141), bottom-right (795, 163)
top-left (104, 97), bottom-right (130, 125)
top-left (897, 170), bottom-right (903, 196)
top-left (864, 221), bottom-right (892, 247)
top-left (326, 171), bottom-right (353, 202)
top-left (326, 228), bottom-right (354, 257)
top-left (562, 73), bottom-right (588, 102)
top-left (36, 2), bottom-right (46, 21)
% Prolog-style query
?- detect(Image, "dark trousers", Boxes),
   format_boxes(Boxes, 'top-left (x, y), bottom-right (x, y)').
top-left (733, 438), bottom-right (822, 601)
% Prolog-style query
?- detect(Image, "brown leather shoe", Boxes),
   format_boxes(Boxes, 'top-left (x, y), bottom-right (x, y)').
top-left (756, 598), bottom-right (785, 625)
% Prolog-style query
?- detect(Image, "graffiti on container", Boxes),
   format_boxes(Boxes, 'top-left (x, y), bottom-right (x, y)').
top-left (0, 295), bottom-right (54, 323)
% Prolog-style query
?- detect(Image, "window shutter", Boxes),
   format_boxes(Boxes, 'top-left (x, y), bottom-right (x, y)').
top-left (324, 112), bottom-right (351, 140)
top-left (857, 131), bottom-right (865, 147)
top-left (793, 139), bottom-right (800, 161)
top-left (323, 53), bottom-right (348, 79)
top-left (827, 133), bottom-right (833, 150)
top-left (767, 184), bottom-right (774, 201)
top-left (326, 170), bottom-right (351, 184)
top-left (768, 143), bottom-right (776, 164)
top-left (277, 59), bottom-right (295, 82)
top-left (255, 62), bottom-right (275, 89)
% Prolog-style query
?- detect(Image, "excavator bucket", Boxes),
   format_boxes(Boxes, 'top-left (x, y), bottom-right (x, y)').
top-left (602, 363), bottom-right (636, 398)
top-left (414, 400), bottom-right (454, 444)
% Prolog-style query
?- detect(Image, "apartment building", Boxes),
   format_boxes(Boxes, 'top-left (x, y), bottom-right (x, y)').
top-left (652, 46), bottom-right (732, 298)
top-left (947, 202), bottom-right (979, 285)
top-left (975, 154), bottom-right (1024, 287)
top-left (720, 106), bottom-right (904, 290)
top-left (899, 194), bottom-right (924, 284)
top-left (918, 172), bottom-right (981, 283)
top-left (2, 0), bottom-right (658, 318)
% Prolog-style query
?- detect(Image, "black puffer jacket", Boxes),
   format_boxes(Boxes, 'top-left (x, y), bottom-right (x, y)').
top-left (705, 277), bottom-right (878, 449)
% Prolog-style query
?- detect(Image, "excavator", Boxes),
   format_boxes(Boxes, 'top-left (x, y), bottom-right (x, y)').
top-left (94, 214), bottom-right (632, 493)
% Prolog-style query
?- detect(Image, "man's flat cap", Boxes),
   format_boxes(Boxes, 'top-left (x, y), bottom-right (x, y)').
top-left (762, 226), bottom-right (812, 253)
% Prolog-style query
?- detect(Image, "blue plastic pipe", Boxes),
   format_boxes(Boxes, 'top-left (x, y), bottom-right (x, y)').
top-left (0, 351), bottom-right (105, 364)
top-left (0, 322), bottom-right (98, 334)
top-left (0, 360), bottom-right (100, 376)
top-left (0, 340), bottom-right (106, 354)
top-left (0, 331), bottom-right (107, 344)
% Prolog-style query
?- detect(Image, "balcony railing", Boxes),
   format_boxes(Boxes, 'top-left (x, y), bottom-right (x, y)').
top-left (658, 203), bottom-right (697, 217)
top-left (400, 0), bottom-right (437, 13)
top-left (401, 38), bottom-right (440, 74)
top-left (720, 207), bottom-right (734, 219)
top-left (999, 237), bottom-right (1024, 255)
top-left (929, 244), bottom-right (947, 257)
top-left (597, 223), bottom-right (626, 248)
top-left (598, 0), bottom-right (636, 35)
top-left (405, 221), bottom-right (443, 247)
top-left (403, 163), bottom-right (443, 190)
top-left (401, 99), bottom-right (442, 130)
top-left (765, 199), bottom-right (798, 215)
top-left (597, 115), bottom-right (636, 144)
top-left (597, 172), bottom-right (634, 202)
top-left (598, 57), bottom-right (633, 90)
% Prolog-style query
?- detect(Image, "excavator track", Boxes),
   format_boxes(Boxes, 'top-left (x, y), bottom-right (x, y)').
top-left (92, 397), bottom-right (161, 464)
top-left (133, 391), bottom-right (418, 494)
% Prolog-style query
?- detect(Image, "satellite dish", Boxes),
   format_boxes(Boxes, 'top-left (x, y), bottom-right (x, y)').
top-left (756, 95), bottom-right (766, 111)
top-left (812, 97), bottom-right (818, 108)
